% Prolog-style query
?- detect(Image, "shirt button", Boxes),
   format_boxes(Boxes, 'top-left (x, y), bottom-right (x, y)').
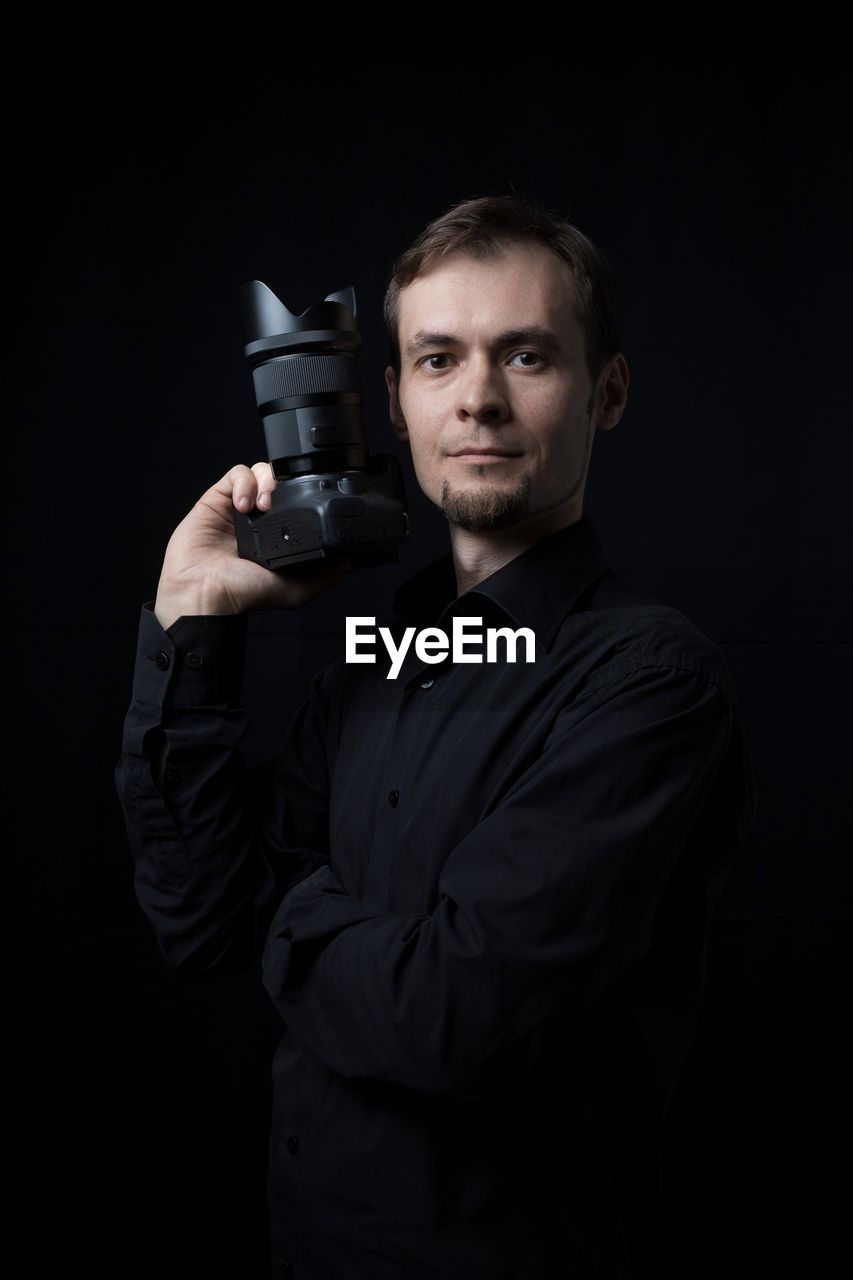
top-left (163, 769), bottom-right (179, 785)
top-left (286, 1135), bottom-right (299, 1155)
top-left (153, 652), bottom-right (170, 670)
top-left (388, 789), bottom-right (399, 808)
top-left (420, 677), bottom-right (434, 689)
top-left (185, 651), bottom-right (204, 669)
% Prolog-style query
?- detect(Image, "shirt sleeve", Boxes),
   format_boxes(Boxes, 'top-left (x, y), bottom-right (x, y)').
top-left (260, 659), bottom-right (748, 1100)
top-left (113, 602), bottom-right (334, 974)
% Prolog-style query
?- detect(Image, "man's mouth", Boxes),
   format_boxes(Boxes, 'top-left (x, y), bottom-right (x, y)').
top-left (449, 448), bottom-right (523, 461)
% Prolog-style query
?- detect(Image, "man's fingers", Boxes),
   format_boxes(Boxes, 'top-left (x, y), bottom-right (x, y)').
top-left (230, 462), bottom-right (258, 512)
top-left (251, 460), bottom-right (276, 510)
top-left (210, 462), bottom-right (273, 514)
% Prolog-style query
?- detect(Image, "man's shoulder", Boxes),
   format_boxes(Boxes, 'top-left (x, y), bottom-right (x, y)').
top-left (559, 571), bottom-right (737, 699)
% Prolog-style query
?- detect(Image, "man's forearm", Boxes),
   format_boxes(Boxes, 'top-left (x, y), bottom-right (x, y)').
top-left (114, 602), bottom-right (334, 974)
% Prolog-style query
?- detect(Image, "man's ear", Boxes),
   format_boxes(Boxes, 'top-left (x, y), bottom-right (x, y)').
top-left (385, 366), bottom-right (409, 442)
top-left (593, 354), bottom-right (630, 432)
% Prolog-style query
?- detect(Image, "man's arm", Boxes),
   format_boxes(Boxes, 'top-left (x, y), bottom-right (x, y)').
top-left (114, 457), bottom-right (353, 972)
top-left (114, 601), bottom-right (336, 974)
top-left (260, 659), bottom-right (755, 1101)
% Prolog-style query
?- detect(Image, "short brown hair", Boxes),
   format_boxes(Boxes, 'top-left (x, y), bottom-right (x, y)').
top-left (383, 193), bottom-right (620, 386)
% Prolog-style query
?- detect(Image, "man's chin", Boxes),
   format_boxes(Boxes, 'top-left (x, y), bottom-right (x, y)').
top-left (438, 479), bottom-right (531, 534)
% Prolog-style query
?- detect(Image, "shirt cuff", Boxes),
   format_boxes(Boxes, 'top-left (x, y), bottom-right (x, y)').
top-left (132, 601), bottom-right (249, 709)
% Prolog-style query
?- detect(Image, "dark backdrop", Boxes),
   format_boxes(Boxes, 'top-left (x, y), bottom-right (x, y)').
top-left (8, 19), bottom-right (851, 1278)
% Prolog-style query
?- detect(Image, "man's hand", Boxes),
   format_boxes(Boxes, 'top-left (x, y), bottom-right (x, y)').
top-left (154, 461), bottom-right (353, 629)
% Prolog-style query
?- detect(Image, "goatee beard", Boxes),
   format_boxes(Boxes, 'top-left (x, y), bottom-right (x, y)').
top-left (439, 474), bottom-right (532, 533)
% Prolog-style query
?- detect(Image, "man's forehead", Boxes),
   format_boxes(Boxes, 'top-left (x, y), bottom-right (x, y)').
top-left (397, 245), bottom-right (582, 348)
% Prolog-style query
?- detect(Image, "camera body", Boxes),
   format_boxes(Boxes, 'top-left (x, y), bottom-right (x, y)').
top-left (233, 280), bottom-right (409, 574)
top-left (233, 453), bottom-right (408, 572)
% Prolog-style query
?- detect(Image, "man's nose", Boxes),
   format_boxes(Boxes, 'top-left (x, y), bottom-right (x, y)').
top-left (456, 356), bottom-right (510, 422)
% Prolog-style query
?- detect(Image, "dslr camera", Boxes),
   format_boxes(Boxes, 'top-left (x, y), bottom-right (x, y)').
top-left (233, 279), bottom-right (409, 574)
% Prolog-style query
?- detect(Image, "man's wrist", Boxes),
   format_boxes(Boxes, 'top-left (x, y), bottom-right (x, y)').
top-left (154, 588), bottom-right (240, 631)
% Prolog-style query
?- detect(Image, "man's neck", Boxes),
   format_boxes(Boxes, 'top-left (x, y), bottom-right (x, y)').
top-left (449, 503), bottom-right (585, 597)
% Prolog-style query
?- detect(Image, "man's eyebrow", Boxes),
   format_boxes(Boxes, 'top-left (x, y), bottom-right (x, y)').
top-left (403, 326), bottom-right (563, 360)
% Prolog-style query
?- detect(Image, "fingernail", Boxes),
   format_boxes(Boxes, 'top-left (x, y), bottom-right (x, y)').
top-left (237, 496), bottom-right (249, 511)
top-left (258, 492), bottom-right (270, 509)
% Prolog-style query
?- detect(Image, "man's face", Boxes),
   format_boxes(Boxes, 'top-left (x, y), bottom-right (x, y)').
top-left (385, 241), bottom-right (617, 535)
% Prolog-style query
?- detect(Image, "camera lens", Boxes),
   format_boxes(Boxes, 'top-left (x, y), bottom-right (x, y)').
top-left (241, 281), bottom-right (367, 479)
top-left (235, 278), bottom-right (408, 573)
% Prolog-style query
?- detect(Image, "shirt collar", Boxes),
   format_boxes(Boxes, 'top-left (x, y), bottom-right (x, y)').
top-left (391, 514), bottom-right (611, 654)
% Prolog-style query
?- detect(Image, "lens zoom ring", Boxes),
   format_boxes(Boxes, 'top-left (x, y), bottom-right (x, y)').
top-left (253, 354), bottom-right (360, 403)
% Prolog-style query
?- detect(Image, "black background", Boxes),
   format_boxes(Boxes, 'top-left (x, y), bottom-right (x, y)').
top-left (8, 17), bottom-right (851, 1278)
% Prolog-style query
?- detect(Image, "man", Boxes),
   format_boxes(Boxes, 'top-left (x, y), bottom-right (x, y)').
top-left (115, 193), bottom-right (757, 1279)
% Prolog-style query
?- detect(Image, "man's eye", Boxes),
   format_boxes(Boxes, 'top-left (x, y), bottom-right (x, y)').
top-left (419, 351), bottom-right (545, 371)
top-left (420, 350), bottom-right (545, 371)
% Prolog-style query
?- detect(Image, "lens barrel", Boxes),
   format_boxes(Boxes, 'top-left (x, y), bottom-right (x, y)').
top-left (242, 281), bottom-right (368, 478)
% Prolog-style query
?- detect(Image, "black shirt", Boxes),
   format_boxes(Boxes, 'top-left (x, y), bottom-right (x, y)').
top-left (114, 515), bottom-right (757, 1279)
